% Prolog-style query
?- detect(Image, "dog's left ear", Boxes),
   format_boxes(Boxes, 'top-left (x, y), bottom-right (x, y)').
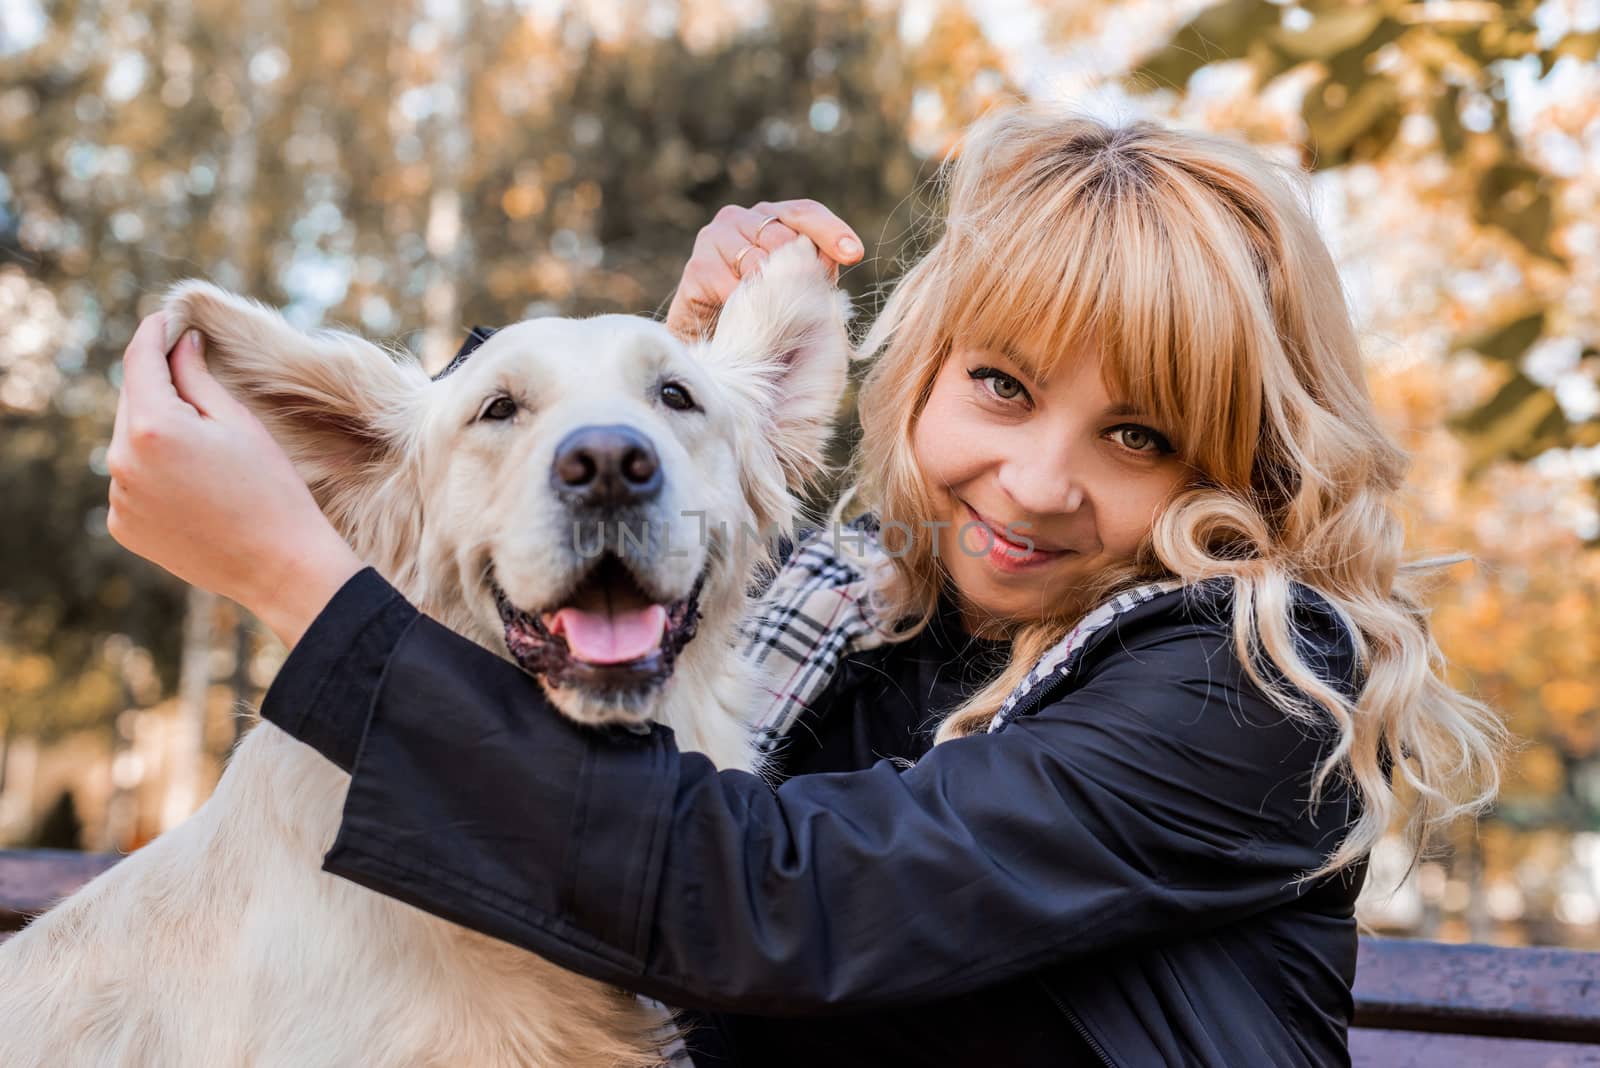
top-left (695, 238), bottom-right (851, 491)
top-left (162, 281), bottom-right (429, 515)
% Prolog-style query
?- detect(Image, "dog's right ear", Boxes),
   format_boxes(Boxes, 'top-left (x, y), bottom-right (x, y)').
top-left (695, 238), bottom-right (852, 495)
top-left (162, 281), bottom-right (428, 510)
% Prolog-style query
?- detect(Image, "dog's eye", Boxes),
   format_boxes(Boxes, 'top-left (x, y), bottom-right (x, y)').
top-left (659, 381), bottom-right (697, 412)
top-left (480, 395), bottom-right (518, 421)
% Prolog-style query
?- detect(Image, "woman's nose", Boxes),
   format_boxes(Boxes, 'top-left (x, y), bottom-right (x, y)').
top-left (996, 453), bottom-right (1087, 518)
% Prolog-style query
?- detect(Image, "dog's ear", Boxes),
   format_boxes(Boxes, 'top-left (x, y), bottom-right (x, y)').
top-left (162, 281), bottom-right (428, 514)
top-left (696, 238), bottom-right (851, 491)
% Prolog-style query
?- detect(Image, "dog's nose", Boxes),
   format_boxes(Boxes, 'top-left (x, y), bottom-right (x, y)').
top-left (551, 424), bottom-right (662, 505)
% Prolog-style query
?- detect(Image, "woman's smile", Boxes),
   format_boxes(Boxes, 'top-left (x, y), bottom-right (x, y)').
top-left (959, 500), bottom-right (1073, 573)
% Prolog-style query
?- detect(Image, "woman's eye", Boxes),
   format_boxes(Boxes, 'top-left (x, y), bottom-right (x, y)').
top-left (481, 396), bottom-right (518, 421)
top-left (968, 367), bottom-right (1028, 403)
top-left (1110, 425), bottom-right (1175, 455)
top-left (660, 381), bottom-right (698, 411)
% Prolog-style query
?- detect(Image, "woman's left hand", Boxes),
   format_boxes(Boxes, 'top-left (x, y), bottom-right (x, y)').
top-left (665, 199), bottom-right (862, 341)
top-left (106, 312), bottom-right (364, 647)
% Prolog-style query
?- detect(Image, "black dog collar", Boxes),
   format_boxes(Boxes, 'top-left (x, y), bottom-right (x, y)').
top-left (432, 325), bottom-right (499, 381)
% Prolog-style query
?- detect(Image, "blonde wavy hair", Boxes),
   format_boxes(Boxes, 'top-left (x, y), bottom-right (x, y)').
top-left (838, 102), bottom-right (1506, 878)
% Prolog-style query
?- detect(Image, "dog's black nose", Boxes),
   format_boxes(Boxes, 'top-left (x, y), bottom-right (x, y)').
top-left (551, 424), bottom-right (662, 505)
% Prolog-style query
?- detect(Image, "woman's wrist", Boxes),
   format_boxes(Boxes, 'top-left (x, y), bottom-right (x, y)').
top-left (252, 533), bottom-right (367, 650)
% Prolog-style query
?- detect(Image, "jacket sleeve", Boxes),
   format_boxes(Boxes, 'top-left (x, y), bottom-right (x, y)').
top-left (262, 569), bottom-right (1356, 1017)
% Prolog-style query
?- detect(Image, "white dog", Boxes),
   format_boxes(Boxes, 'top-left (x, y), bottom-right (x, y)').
top-left (0, 238), bottom-right (850, 1067)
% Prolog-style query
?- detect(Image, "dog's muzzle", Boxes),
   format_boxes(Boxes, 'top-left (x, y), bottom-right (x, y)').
top-left (490, 556), bottom-right (706, 699)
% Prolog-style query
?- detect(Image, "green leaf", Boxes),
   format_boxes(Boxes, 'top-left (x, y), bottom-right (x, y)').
top-left (1455, 310), bottom-right (1545, 363)
top-left (1508, 404), bottom-right (1575, 462)
top-left (1450, 372), bottom-right (1562, 475)
top-left (1451, 19), bottom-right (1541, 66)
top-left (1301, 70), bottom-right (1402, 168)
top-left (1244, 38), bottom-right (1303, 86)
top-left (1449, 369), bottom-right (1541, 434)
top-left (1474, 160), bottom-right (1563, 263)
top-left (1433, 84), bottom-right (1465, 158)
top-left (1447, 24), bottom-right (1492, 66)
top-left (1547, 31), bottom-right (1600, 63)
top-left (1270, 8), bottom-right (1386, 60)
top-left (1127, 0), bottom-right (1281, 91)
top-left (1588, 495), bottom-right (1600, 548)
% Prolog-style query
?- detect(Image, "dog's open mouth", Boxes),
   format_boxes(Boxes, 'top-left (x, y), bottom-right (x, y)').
top-left (490, 553), bottom-right (704, 696)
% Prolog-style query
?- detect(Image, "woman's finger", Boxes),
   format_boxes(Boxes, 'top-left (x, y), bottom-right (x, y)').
top-left (713, 208), bottom-right (813, 281)
top-left (693, 207), bottom-right (767, 281)
top-left (711, 224), bottom-right (770, 281)
top-left (754, 199), bottom-right (863, 265)
top-left (168, 330), bottom-right (245, 420)
top-left (739, 209), bottom-right (801, 253)
top-left (725, 209), bottom-right (807, 280)
top-left (690, 209), bottom-right (747, 284)
top-left (109, 368), bottom-right (129, 453)
top-left (110, 312), bottom-right (181, 467)
top-left (120, 311), bottom-right (185, 413)
top-left (665, 258), bottom-right (739, 341)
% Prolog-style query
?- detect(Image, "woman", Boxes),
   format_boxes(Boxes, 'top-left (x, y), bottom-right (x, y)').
top-left (106, 104), bottom-right (1504, 1066)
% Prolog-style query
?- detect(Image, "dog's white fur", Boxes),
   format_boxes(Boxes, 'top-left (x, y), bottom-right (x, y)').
top-left (0, 239), bottom-right (850, 1067)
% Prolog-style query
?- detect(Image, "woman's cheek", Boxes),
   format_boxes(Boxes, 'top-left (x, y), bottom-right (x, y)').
top-left (1103, 489), bottom-right (1169, 558)
top-left (913, 384), bottom-right (986, 490)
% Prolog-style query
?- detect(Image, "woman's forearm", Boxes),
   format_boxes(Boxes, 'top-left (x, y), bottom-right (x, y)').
top-left (254, 540), bottom-right (367, 649)
top-left (264, 569), bottom-right (1346, 1015)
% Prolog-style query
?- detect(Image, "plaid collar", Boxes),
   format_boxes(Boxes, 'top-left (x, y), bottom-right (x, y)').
top-left (984, 578), bottom-right (1188, 733)
top-left (740, 519), bottom-right (898, 754)
top-left (741, 521), bottom-right (1193, 748)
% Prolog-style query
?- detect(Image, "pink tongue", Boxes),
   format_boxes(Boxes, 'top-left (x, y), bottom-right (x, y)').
top-left (547, 604), bottom-right (668, 664)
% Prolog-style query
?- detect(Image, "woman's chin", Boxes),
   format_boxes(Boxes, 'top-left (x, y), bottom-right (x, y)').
top-left (942, 552), bottom-right (1085, 632)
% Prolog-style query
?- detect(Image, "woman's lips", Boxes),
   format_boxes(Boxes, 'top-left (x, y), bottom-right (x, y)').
top-left (960, 502), bottom-right (1073, 571)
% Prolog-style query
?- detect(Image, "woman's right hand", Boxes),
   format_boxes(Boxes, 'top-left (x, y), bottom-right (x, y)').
top-left (665, 199), bottom-right (864, 341)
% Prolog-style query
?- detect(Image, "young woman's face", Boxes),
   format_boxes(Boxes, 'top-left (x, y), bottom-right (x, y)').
top-left (911, 337), bottom-right (1195, 634)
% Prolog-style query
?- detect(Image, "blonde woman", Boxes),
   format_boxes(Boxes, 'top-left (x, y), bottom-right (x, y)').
top-left (108, 104), bottom-right (1504, 1066)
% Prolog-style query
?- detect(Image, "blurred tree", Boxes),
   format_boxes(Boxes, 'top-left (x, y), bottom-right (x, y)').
top-left (1132, 0), bottom-right (1600, 529)
top-left (0, 0), bottom-right (1008, 826)
top-left (28, 789), bottom-right (84, 850)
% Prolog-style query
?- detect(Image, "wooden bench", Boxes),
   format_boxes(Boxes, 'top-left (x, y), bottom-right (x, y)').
top-left (1350, 938), bottom-right (1600, 1065)
top-left (4, 849), bottom-right (1598, 1063)
top-left (0, 848), bottom-right (119, 933)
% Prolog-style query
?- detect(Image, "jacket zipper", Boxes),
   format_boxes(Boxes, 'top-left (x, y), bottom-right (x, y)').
top-left (1042, 981), bottom-right (1116, 1067)
top-left (997, 677), bottom-right (1068, 734)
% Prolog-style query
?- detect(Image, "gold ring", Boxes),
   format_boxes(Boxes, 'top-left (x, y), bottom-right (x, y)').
top-left (753, 214), bottom-right (782, 242)
top-left (733, 243), bottom-right (760, 278)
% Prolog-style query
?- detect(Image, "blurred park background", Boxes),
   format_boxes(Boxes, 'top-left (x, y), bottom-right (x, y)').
top-left (1, 0), bottom-right (1598, 949)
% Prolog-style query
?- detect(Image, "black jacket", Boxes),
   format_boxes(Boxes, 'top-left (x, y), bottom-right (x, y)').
top-left (260, 566), bottom-right (1365, 1067)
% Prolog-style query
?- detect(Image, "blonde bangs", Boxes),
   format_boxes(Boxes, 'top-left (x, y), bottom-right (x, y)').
top-left (933, 180), bottom-right (1105, 385)
top-left (928, 135), bottom-right (1265, 485)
